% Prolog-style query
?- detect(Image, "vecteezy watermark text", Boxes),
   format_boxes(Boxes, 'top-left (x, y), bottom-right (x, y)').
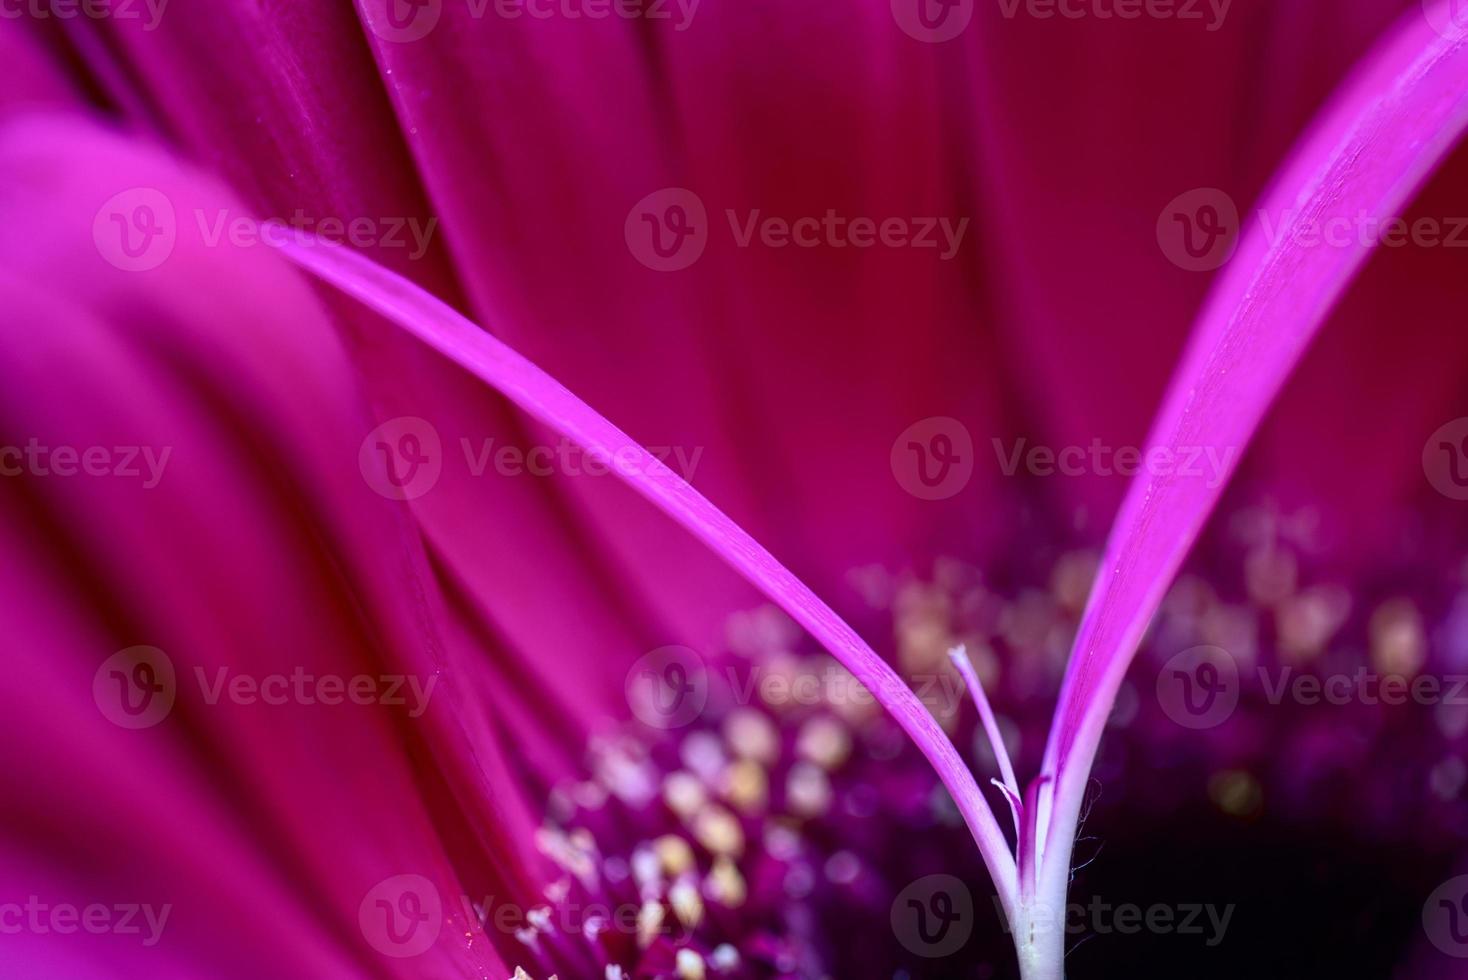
top-left (362, 0), bottom-right (699, 43)
top-left (624, 647), bottom-right (967, 730)
top-left (1158, 644), bottom-right (1468, 730)
top-left (995, 896), bottom-right (1234, 946)
top-left (1258, 209), bottom-right (1468, 251)
top-left (93, 189), bottom-right (440, 272)
top-left (726, 210), bottom-right (969, 260)
top-left (195, 667), bottom-right (438, 718)
top-left (493, 0), bottom-right (698, 27)
top-left (0, 440), bottom-right (170, 488)
top-left (359, 874), bottom-right (693, 960)
top-left (460, 437), bottom-right (703, 481)
top-left (996, 0), bottom-right (1231, 30)
top-left (93, 647), bottom-right (439, 729)
top-left (625, 188), bottom-right (970, 271)
top-left (724, 663), bottom-right (966, 718)
top-left (1257, 667), bottom-right (1468, 708)
top-left (0, 0), bottom-right (167, 29)
top-left (1159, 187), bottom-right (1468, 273)
top-left (195, 211), bottom-right (439, 260)
top-left (464, 894), bottom-right (691, 942)
top-left (0, 898), bottom-right (171, 947)
top-left (361, 417), bottom-right (704, 501)
top-left (992, 437), bottom-right (1238, 489)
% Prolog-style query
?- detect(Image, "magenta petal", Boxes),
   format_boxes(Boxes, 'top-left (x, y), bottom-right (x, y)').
top-left (0, 117), bottom-right (540, 977)
top-left (1038, 0), bottom-right (1468, 913)
top-left (273, 231), bottom-right (1023, 915)
top-left (0, 22), bottom-right (82, 113)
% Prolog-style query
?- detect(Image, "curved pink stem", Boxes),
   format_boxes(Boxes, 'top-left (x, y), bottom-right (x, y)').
top-left (271, 231), bottom-right (1020, 918)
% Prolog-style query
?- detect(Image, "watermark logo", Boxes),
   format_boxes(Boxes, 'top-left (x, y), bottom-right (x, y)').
top-left (360, 875), bottom-right (443, 957)
top-left (363, 0), bottom-right (443, 41)
top-left (93, 188), bottom-right (176, 272)
top-left (1424, 0), bottom-right (1468, 41)
top-left (1157, 645), bottom-right (1239, 729)
top-left (626, 188), bottom-right (708, 272)
top-left (93, 646), bottom-right (176, 729)
top-left (1157, 188), bottom-right (1238, 272)
top-left (891, 417), bottom-right (974, 500)
top-left (1424, 418), bottom-right (1468, 501)
top-left (625, 645), bottom-right (708, 728)
top-left (891, 0), bottom-right (973, 42)
top-left (891, 874), bottom-right (973, 957)
top-left (1424, 875), bottom-right (1468, 957)
top-left (360, 417), bottom-right (443, 501)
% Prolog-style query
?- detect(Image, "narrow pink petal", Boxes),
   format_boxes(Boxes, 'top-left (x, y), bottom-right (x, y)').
top-left (1039, 2), bottom-right (1468, 903)
top-left (991, 778), bottom-right (1023, 839)
top-left (949, 644), bottom-right (1020, 804)
top-left (273, 232), bottom-right (1021, 915)
top-left (1017, 776), bottom-right (1049, 900)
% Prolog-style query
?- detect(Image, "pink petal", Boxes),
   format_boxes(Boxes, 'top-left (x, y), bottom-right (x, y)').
top-left (0, 116), bottom-right (536, 977)
top-left (1040, 3), bottom-right (1468, 905)
top-left (272, 227), bottom-right (1023, 915)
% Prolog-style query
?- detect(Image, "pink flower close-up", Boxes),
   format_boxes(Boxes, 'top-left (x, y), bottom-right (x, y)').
top-left (6, 1), bottom-right (1468, 977)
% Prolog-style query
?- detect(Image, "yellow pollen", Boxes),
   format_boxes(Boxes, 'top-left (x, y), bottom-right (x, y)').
top-left (723, 708), bottom-right (780, 764)
top-left (1209, 769), bottom-right (1263, 819)
top-left (723, 758), bottom-right (769, 814)
top-left (669, 877), bottom-right (704, 929)
top-left (653, 834), bottom-right (696, 876)
top-left (711, 944), bottom-right (741, 971)
top-left (705, 856), bottom-right (747, 909)
top-left (1371, 598), bottom-right (1426, 675)
top-left (786, 762), bottom-right (832, 818)
top-left (637, 901), bottom-right (666, 949)
top-left (675, 948), bottom-right (707, 980)
top-left (796, 717), bottom-right (851, 770)
top-left (663, 771), bottom-right (707, 819)
top-left (1050, 550), bottom-right (1099, 613)
top-left (693, 804), bottom-right (745, 857)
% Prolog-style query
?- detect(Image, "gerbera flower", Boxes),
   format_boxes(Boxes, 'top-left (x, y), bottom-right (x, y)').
top-left (4, 1), bottom-right (1468, 977)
